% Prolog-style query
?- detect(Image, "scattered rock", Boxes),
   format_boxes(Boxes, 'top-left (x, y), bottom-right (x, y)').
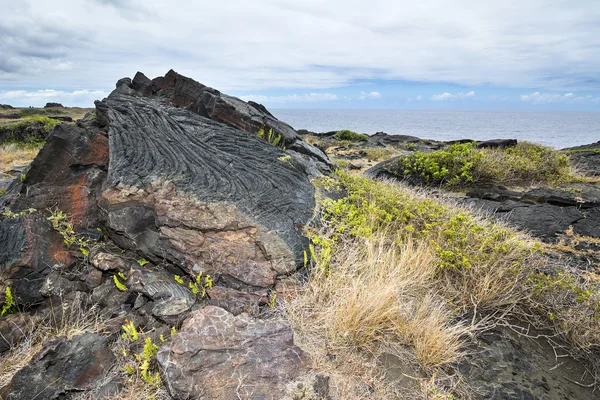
top-left (157, 306), bottom-right (307, 399)
top-left (47, 115), bottom-right (73, 122)
top-left (44, 102), bottom-right (64, 108)
top-left (1, 333), bottom-right (114, 399)
top-left (90, 251), bottom-right (129, 272)
top-left (126, 267), bottom-right (196, 323)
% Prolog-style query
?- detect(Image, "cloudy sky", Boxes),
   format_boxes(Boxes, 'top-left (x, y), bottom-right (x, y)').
top-left (1, 0), bottom-right (599, 110)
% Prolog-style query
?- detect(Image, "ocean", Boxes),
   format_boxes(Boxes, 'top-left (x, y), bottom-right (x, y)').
top-left (271, 109), bottom-right (600, 149)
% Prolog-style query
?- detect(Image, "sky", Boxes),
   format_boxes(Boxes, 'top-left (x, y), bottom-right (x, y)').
top-left (1, 0), bottom-right (599, 110)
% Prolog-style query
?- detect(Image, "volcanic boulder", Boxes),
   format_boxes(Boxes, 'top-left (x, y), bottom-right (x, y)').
top-left (1, 333), bottom-right (114, 399)
top-left (157, 306), bottom-right (307, 399)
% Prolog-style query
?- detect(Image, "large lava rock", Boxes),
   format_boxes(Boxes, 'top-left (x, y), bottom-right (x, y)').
top-left (0, 214), bottom-right (73, 306)
top-left (157, 306), bottom-right (306, 399)
top-left (95, 71), bottom-right (322, 290)
top-left (1, 333), bottom-right (114, 399)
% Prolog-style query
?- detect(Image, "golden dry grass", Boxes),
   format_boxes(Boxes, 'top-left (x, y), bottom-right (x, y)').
top-left (0, 143), bottom-right (41, 177)
top-left (286, 233), bottom-right (474, 398)
top-left (286, 172), bottom-right (600, 398)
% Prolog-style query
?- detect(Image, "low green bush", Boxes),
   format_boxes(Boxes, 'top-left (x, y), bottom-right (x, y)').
top-left (0, 116), bottom-right (58, 145)
top-left (335, 129), bottom-right (368, 142)
top-left (397, 141), bottom-right (572, 187)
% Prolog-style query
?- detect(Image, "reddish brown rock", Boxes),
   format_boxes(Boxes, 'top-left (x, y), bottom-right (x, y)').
top-left (0, 213), bottom-right (73, 305)
top-left (157, 306), bottom-right (307, 399)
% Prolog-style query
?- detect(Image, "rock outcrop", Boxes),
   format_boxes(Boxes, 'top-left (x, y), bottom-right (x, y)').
top-left (44, 102), bottom-right (64, 108)
top-left (0, 70), bottom-right (327, 398)
top-left (565, 141), bottom-right (600, 176)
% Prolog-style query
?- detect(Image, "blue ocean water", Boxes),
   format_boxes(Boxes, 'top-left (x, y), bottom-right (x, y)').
top-left (271, 109), bottom-right (600, 149)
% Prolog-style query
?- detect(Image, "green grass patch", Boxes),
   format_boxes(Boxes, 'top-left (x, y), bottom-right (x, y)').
top-left (335, 129), bottom-right (368, 142)
top-left (0, 116), bottom-right (59, 145)
top-left (567, 148), bottom-right (600, 155)
top-left (396, 141), bottom-right (573, 187)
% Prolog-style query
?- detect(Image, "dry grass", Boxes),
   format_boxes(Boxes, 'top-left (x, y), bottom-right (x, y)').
top-left (0, 293), bottom-right (171, 399)
top-left (0, 143), bottom-right (41, 176)
top-left (286, 172), bottom-right (600, 398)
top-left (364, 146), bottom-right (399, 161)
top-left (287, 233), bottom-right (472, 398)
top-left (0, 293), bottom-right (105, 388)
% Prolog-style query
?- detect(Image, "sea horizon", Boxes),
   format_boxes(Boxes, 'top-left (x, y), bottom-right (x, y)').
top-left (271, 108), bottom-right (600, 149)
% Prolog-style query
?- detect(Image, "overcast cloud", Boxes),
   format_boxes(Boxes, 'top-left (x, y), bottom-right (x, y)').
top-left (0, 0), bottom-right (599, 108)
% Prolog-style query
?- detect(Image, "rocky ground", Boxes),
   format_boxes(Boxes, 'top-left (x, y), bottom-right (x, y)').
top-left (0, 72), bottom-right (599, 399)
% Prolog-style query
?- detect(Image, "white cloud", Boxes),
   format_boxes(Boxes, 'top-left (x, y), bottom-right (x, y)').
top-left (416, 95), bottom-right (423, 101)
top-left (520, 92), bottom-right (600, 104)
top-left (0, 0), bottom-right (599, 96)
top-left (431, 91), bottom-right (475, 101)
top-left (0, 89), bottom-right (109, 107)
top-left (240, 93), bottom-right (337, 103)
top-left (359, 91), bottom-right (381, 100)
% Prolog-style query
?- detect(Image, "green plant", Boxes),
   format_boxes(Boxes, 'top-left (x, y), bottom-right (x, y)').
top-left (335, 129), bottom-right (368, 142)
top-left (398, 141), bottom-right (574, 187)
top-left (404, 142), bottom-right (417, 151)
top-left (120, 322), bottom-right (162, 387)
top-left (567, 148), bottom-right (600, 155)
top-left (277, 154), bottom-right (292, 164)
top-left (137, 258), bottom-right (149, 267)
top-left (257, 127), bottom-right (285, 148)
top-left (113, 275), bottom-right (127, 292)
top-left (0, 115), bottom-right (59, 145)
top-left (0, 287), bottom-right (18, 317)
top-left (138, 337), bottom-right (161, 385)
top-left (2, 208), bottom-right (36, 219)
top-left (121, 320), bottom-right (139, 342)
top-left (46, 209), bottom-right (91, 250)
top-left (268, 293), bottom-right (277, 309)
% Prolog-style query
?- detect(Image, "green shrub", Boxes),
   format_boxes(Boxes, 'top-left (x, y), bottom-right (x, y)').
top-left (0, 116), bottom-right (59, 145)
top-left (335, 129), bottom-right (368, 142)
top-left (398, 141), bottom-right (572, 187)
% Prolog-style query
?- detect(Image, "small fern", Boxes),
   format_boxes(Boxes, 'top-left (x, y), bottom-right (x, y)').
top-left (1, 287), bottom-right (18, 317)
top-left (113, 275), bottom-right (127, 292)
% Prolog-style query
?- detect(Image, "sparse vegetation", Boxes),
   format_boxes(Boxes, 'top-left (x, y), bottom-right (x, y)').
top-left (257, 127), bottom-right (284, 147)
top-left (286, 171), bottom-right (600, 398)
top-left (0, 293), bottom-right (104, 389)
top-left (364, 146), bottom-right (397, 161)
top-left (567, 148), bottom-right (600, 154)
top-left (398, 141), bottom-right (574, 187)
top-left (0, 142), bottom-right (42, 178)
